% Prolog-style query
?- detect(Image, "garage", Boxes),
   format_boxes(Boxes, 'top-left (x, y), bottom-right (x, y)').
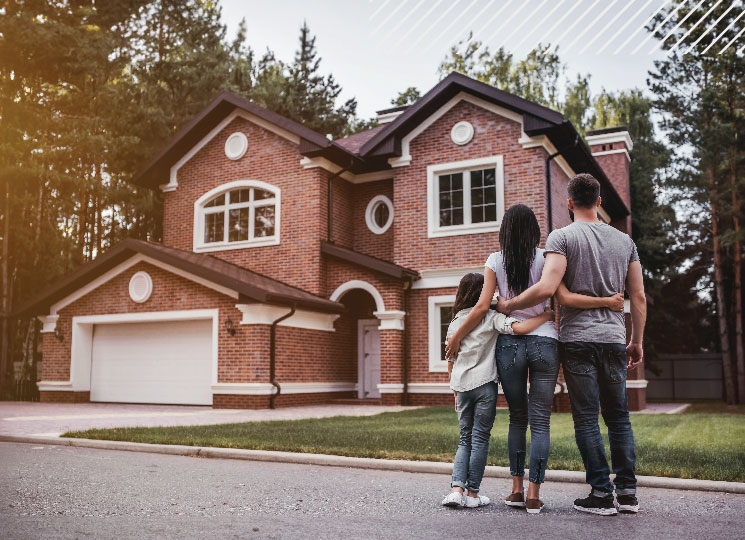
top-left (89, 319), bottom-right (213, 405)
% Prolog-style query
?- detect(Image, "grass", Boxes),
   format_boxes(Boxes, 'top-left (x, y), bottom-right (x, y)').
top-left (64, 407), bottom-right (745, 483)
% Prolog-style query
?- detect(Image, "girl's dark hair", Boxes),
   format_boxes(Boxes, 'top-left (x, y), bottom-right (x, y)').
top-left (451, 273), bottom-right (484, 319)
top-left (499, 204), bottom-right (541, 296)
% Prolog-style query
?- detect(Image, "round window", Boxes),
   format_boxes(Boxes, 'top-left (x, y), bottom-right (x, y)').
top-left (224, 132), bottom-right (248, 160)
top-left (450, 121), bottom-right (474, 145)
top-left (129, 271), bottom-right (153, 303)
top-left (365, 195), bottom-right (393, 235)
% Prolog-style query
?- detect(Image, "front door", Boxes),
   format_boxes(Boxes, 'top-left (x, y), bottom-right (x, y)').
top-left (358, 320), bottom-right (381, 398)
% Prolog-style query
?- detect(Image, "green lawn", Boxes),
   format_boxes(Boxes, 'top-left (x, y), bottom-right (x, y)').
top-left (64, 407), bottom-right (745, 483)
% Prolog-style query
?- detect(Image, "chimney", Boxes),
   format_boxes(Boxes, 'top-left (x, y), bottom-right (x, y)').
top-left (585, 126), bottom-right (633, 233)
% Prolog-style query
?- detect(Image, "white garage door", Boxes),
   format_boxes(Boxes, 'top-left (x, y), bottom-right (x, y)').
top-left (90, 319), bottom-right (213, 405)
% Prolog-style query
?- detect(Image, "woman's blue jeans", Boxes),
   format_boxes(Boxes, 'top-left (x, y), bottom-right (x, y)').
top-left (451, 381), bottom-right (498, 493)
top-left (496, 334), bottom-right (559, 484)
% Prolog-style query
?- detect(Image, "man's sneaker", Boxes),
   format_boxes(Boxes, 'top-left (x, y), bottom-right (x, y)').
top-left (526, 498), bottom-right (544, 514)
top-left (573, 492), bottom-right (618, 516)
top-left (616, 494), bottom-right (639, 513)
top-left (441, 491), bottom-right (465, 507)
top-left (464, 494), bottom-right (490, 508)
top-left (504, 491), bottom-right (526, 508)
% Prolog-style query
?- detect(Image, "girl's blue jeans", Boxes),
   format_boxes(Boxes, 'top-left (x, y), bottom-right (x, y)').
top-left (451, 381), bottom-right (498, 493)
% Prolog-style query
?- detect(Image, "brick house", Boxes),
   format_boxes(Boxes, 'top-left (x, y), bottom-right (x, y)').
top-left (18, 72), bottom-right (646, 410)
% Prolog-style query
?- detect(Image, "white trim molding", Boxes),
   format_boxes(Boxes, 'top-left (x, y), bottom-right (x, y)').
top-left (377, 383), bottom-right (404, 394)
top-left (193, 179), bottom-right (281, 253)
top-left (626, 379), bottom-right (648, 389)
top-left (592, 148), bottom-right (631, 162)
top-left (38, 314), bottom-right (60, 334)
top-left (300, 158), bottom-right (394, 185)
top-left (377, 110), bottom-right (405, 124)
top-left (37, 380), bottom-right (74, 392)
top-left (408, 382), bottom-right (452, 394)
top-left (412, 266), bottom-right (484, 290)
top-left (211, 382), bottom-right (357, 395)
top-left (518, 134), bottom-right (576, 179)
top-left (389, 92), bottom-right (523, 168)
top-left (161, 108), bottom-right (300, 192)
top-left (365, 195), bottom-right (394, 235)
top-left (330, 280), bottom-right (386, 313)
top-left (428, 294), bottom-right (455, 373)
top-left (38, 254), bottom-right (239, 333)
top-left (69, 309), bottom-right (220, 392)
top-left (374, 310), bottom-right (405, 331)
top-left (427, 155), bottom-right (505, 238)
top-left (235, 304), bottom-right (340, 332)
top-left (585, 130), bottom-right (633, 152)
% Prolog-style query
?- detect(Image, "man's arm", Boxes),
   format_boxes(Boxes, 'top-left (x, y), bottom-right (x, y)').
top-left (498, 253), bottom-right (567, 314)
top-left (556, 282), bottom-right (625, 311)
top-left (626, 260), bottom-right (646, 369)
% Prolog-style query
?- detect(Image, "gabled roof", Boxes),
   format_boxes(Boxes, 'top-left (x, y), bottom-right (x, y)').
top-left (355, 72), bottom-right (629, 219)
top-left (15, 239), bottom-right (344, 316)
top-left (320, 241), bottom-right (418, 281)
top-left (131, 91), bottom-right (362, 189)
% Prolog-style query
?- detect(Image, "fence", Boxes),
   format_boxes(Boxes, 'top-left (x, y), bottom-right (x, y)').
top-left (646, 353), bottom-right (723, 401)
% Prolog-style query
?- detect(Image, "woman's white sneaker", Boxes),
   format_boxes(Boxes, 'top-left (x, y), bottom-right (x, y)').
top-left (465, 494), bottom-right (491, 508)
top-left (441, 491), bottom-right (465, 507)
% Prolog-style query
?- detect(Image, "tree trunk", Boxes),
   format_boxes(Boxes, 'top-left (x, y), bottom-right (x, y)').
top-left (78, 189), bottom-right (89, 263)
top-left (0, 179), bottom-right (10, 393)
top-left (710, 164), bottom-right (736, 404)
top-left (732, 152), bottom-right (744, 403)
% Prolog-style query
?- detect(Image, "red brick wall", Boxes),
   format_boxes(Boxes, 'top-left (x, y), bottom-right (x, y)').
top-left (392, 100), bottom-right (549, 271)
top-left (590, 142), bottom-right (631, 233)
top-left (407, 287), bottom-right (453, 385)
top-left (352, 179), bottom-right (394, 261)
top-left (162, 116), bottom-right (326, 296)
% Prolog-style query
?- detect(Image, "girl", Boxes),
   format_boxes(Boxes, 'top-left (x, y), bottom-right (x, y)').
top-left (442, 272), bottom-right (555, 509)
top-left (445, 204), bottom-right (624, 513)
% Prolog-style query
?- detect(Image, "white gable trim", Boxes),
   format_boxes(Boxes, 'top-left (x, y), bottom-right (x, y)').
top-left (388, 92), bottom-right (523, 168)
top-left (234, 304), bottom-right (340, 332)
top-left (160, 108), bottom-right (301, 192)
top-left (39, 254), bottom-right (239, 331)
top-left (586, 130), bottom-right (633, 151)
top-left (412, 266), bottom-right (485, 290)
top-left (592, 148), bottom-right (631, 161)
top-left (517, 134), bottom-right (576, 179)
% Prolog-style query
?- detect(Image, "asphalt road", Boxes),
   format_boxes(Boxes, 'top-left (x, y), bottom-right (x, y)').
top-left (2, 442), bottom-right (743, 540)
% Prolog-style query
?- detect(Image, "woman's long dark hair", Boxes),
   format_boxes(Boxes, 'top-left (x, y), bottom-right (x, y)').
top-left (451, 273), bottom-right (484, 319)
top-left (499, 204), bottom-right (541, 296)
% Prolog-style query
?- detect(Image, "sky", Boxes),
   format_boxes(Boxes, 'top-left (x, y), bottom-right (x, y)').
top-left (220, 0), bottom-right (673, 119)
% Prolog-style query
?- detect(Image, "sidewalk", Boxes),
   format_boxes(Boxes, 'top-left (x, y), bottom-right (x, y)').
top-left (0, 401), bottom-right (419, 437)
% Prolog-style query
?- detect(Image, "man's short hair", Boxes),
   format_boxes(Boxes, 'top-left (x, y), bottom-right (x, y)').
top-left (568, 173), bottom-right (600, 208)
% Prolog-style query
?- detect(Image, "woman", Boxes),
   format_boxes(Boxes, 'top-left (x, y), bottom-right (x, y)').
top-left (445, 204), bottom-right (623, 514)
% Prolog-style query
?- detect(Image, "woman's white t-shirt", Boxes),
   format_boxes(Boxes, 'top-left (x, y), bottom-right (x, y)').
top-left (485, 248), bottom-right (558, 339)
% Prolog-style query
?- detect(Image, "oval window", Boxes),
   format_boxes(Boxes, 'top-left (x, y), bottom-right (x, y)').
top-left (365, 195), bottom-right (393, 235)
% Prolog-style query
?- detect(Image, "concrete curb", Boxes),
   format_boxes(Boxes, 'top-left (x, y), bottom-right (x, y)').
top-left (2, 434), bottom-right (744, 495)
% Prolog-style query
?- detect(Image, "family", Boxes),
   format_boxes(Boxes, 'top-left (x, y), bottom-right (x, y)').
top-left (442, 173), bottom-right (647, 516)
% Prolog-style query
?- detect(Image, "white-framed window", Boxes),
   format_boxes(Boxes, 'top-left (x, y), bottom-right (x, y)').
top-left (426, 155), bottom-right (505, 238)
top-left (193, 180), bottom-right (280, 253)
top-left (365, 195), bottom-right (394, 234)
top-left (428, 294), bottom-right (455, 372)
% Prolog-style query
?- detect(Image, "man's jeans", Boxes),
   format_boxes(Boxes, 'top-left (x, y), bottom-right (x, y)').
top-left (452, 381), bottom-right (498, 493)
top-left (496, 334), bottom-right (559, 484)
top-left (561, 341), bottom-right (637, 497)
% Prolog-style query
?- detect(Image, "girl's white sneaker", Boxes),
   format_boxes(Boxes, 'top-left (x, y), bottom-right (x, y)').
top-left (441, 491), bottom-right (465, 507)
top-left (465, 494), bottom-right (491, 508)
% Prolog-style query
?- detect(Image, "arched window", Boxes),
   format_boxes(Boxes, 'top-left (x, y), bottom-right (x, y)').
top-left (194, 180), bottom-right (280, 252)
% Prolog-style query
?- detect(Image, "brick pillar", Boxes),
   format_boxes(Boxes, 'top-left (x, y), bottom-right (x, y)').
top-left (586, 127), bottom-right (632, 233)
top-left (379, 327), bottom-right (404, 405)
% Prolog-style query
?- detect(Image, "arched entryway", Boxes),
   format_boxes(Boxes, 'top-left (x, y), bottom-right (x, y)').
top-left (330, 281), bottom-right (384, 400)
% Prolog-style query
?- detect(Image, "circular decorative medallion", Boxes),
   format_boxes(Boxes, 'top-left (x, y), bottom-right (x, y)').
top-left (450, 121), bottom-right (474, 145)
top-left (224, 132), bottom-right (248, 160)
top-left (129, 271), bottom-right (153, 303)
top-left (365, 195), bottom-right (394, 235)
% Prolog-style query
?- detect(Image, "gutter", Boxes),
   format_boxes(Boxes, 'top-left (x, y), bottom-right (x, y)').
top-left (401, 278), bottom-right (413, 405)
top-left (269, 304), bottom-right (296, 409)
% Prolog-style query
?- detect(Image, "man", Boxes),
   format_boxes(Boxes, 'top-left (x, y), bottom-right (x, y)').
top-left (498, 173), bottom-right (646, 516)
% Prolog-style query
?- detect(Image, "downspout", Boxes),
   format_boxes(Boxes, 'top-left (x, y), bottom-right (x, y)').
top-left (402, 278), bottom-right (413, 406)
top-left (545, 135), bottom-right (579, 233)
top-left (327, 167), bottom-right (351, 243)
top-left (269, 304), bottom-right (296, 409)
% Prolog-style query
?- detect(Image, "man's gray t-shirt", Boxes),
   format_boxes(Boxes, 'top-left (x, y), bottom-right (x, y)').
top-left (545, 221), bottom-right (638, 344)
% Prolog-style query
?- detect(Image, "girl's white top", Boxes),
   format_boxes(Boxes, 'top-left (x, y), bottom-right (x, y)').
top-left (447, 307), bottom-right (518, 392)
top-left (485, 248), bottom-right (558, 339)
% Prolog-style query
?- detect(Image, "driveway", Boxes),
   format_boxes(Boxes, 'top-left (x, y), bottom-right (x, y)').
top-left (2, 441), bottom-right (743, 540)
top-left (0, 402), bottom-right (417, 437)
